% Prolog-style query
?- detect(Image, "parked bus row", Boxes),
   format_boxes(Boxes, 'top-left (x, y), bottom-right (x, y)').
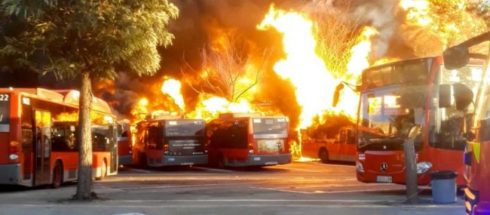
top-left (132, 113), bottom-right (292, 168)
top-left (0, 88), bottom-right (117, 188)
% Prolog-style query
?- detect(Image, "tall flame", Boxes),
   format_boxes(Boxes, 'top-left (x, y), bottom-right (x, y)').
top-left (188, 94), bottom-right (254, 121)
top-left (347, 27), bottom-right (378, 79)
top-left (258, 6), bottom-right (338, 129)
top-left (131, 98), bottom-right (149, 121)
top-left (161, 78), bottom-right (185, 111)
top-left (332, 26), bottom-right (378, 118)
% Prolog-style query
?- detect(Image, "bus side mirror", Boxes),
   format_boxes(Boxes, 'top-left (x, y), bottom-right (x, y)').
top-left (439, 84), bottom-right (473, 110)
top-left (439, 84), bottom-right (452, 108)
top-left (443, 45), bottom-right (469, 70)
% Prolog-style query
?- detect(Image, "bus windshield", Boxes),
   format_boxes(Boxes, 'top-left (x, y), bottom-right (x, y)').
top-left (0, 93), bottom-right (10, 132)
top-left (165, 120), bottom-right (205, 137)
top-left (252, 118), bottom-right (288, 136)
top-left (359, 86), bottom-right (425, 150)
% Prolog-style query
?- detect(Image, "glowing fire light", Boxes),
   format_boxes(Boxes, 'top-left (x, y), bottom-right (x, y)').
top-left (188, 95), bottom-right (254, 121)
top-left (347, 27), bottom-right (378, 78)
top-left (161, 78), bottom-right (185, 111)
top-left (258, 6), bottom-right (338, 129)
top-left (131, 98), bottom-right (149, 121)
top-left (399, 0), bottom-right (486, 55)
top-left (400, 0), bottom-right (433, 26)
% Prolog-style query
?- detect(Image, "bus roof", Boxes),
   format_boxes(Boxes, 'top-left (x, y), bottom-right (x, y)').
top-left (364, 57), bottom-right (435, 73)
top-left (0, 87), bottom-right (65, 103)
top-left (0, 87), bottom-right (112, 114)
top-left (364, 56), bottom-right (485, 73)
top-left (57, 90), bottom-right (112, 114)
top-left (218, 113), bottom-right (287, 120)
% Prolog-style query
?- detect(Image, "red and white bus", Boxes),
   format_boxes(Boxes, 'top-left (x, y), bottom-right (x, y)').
top-left (302, 127), bottom-right (357, 163)
top-left (355, 57), bottom-right (484, 186)
top-left (132, 116), bottom-right (208, 167)
top-left (206, 113), bottom-right (291, 167)
top-left (0, 88), bottom-right (117, 188)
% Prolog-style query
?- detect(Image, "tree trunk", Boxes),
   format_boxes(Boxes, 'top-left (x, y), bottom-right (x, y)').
top-left (74, 72), bottom-right (94, 200)
top-left (404, 138), bottom-right (418, 204)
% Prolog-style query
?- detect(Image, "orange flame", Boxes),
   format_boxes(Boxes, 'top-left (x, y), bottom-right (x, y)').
top-left (347, 27), bottom-right (378, 79)
top-left (258, 6), bottom-right (339, 129)
top-left (188, 94), bottom-right (254, 121)
top-left (161, 78), bottom-right (185, 111)
top-left (131, 98), bottom-right (149, 121)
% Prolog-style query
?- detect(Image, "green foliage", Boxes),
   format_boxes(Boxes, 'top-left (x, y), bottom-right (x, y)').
top-left (0, 0), bottom-right (179, 80)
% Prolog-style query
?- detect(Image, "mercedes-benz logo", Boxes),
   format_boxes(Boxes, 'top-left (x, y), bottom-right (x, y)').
top-left (380, 162), bottom-right (389, 172)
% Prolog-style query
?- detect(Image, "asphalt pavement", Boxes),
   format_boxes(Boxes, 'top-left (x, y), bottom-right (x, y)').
top-left (0, 162), bottom-right (465, 215)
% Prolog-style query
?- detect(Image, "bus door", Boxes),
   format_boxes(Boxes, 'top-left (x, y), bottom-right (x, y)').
top-left (335, 129), bottom-right (347, 161)
top-left (342, 129), bottom-right (357, 162)
top-left (33, 110), bottom-right (52, 185)
top-left (107, 125), bottom-right (118, 173)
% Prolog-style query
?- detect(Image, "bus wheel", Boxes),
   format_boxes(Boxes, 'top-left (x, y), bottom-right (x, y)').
top-left (217, 154), bottom-right (226, 169)
top-left (140, 153), bottom-right (147, 167)
top-left (52, 161), bottom-right (63, 188)
top-left (319, 148), bottom-right (329, 163)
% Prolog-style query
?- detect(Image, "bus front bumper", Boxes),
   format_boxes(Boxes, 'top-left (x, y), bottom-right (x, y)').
top-left (356, 169), bottom-right (431, 185)
top-left (0, 163), bottom-right (21, 185)
top-left (226, 154), bottom-right (292, 167)
top-left (118, 155), bottom-right (133, 166)
top-left (151, 155), bottom-right (208, 166)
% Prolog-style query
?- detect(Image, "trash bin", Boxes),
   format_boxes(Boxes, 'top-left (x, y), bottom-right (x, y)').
top-left (431, 171), bottom-right (458, 204)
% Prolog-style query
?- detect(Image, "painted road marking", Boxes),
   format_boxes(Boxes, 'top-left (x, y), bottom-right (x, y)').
top-left (113, 213), bottom-right (146, 215)
top-left (251, 185), bottom-right (404, 194)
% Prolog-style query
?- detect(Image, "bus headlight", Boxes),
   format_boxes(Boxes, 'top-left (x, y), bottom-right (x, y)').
top-left (416, 161), bottom-right (432, 174)
top-left (356, 161), bottom-right (365, 173)
top-left (9, 154), bottom-right (18, 160)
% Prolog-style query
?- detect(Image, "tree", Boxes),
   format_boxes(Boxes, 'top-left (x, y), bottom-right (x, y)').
top-left (183, 31), bottom-right (270, 103)
top-left (0, 0), bottom-right (178, 200)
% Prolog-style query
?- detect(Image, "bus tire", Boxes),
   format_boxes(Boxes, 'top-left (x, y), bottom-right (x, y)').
top-left (52, 161), bottom-right (63, 188)
top-left (139, 153), bottom-right (147, 167)
top-left (217, 154), bottom-right (226, 169)
top-left (319, 148), bottom-right (330, 163)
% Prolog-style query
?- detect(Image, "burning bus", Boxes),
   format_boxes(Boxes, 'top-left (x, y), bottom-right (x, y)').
top-left (132, 115), bottom-right (208, 167)
top-left (301, 126), bottom-right (357, 163)
top-left (355, 56), bottom-right (485, 186)
top-left (206, 113), bottom-right (291, 167)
